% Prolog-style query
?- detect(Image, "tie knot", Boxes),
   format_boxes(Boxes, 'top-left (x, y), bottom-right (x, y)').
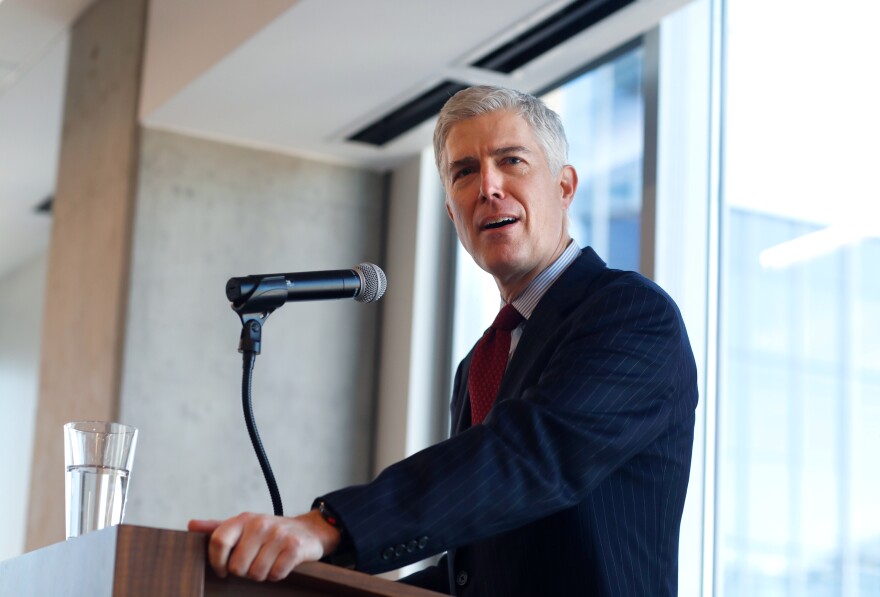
top-left (492, 304), bottom-right (523, 331)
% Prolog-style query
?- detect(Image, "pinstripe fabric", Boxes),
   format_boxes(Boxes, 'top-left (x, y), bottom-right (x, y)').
top-left (321, 248), bottom-right (698, 596)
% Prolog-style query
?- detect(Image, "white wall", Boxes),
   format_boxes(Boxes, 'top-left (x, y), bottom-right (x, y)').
top-left (0, 252), bottom-right (48, 561)
top-left (373, 149), bottom-right (454, 475)
top-left (140, 0), bottom-right (296, 119)
top-left (119, 128), bottom-right (386, 527)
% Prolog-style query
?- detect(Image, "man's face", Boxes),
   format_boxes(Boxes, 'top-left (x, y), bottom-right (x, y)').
top-left (443, 110), bottom-right (577, 299)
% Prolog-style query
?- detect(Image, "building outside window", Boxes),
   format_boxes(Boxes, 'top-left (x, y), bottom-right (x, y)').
top-left (717, 1), bottom-right (880, 595)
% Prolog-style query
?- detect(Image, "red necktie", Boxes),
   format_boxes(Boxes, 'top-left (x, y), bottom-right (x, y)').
top-left (468, 304), bottom-right (524, 425)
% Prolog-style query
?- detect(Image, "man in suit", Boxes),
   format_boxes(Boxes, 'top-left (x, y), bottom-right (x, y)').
top-left (190, 85), bottom-right (698, 596)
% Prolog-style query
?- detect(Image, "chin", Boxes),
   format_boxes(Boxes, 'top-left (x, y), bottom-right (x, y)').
top-left (478, 255), bottom-right (526, 280)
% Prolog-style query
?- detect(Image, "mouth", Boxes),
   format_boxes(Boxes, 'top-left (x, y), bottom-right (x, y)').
top-left (481, 216), bottom-right (519, 231)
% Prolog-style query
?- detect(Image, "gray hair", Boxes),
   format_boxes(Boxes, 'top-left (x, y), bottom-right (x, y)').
top-left (433, 85), bottom-right (569, 185)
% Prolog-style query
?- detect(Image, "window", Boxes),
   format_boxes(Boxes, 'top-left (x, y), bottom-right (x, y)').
top-left (544, 44), bottom-right (645, 273)
top-left (445, 3), bottom-right (880, 594)
top-left (716, 1), bottom-right (880, 594)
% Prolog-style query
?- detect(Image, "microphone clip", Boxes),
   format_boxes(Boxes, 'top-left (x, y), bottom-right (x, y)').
top-left (231, 275), bottom-right (287, 354)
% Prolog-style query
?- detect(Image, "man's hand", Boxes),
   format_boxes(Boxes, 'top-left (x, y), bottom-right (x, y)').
top-left (188, 510), bottom-right (342, 581)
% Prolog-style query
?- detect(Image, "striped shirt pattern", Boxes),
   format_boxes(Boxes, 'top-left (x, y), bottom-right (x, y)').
top-left (508, 239), bottom-right (581, 357)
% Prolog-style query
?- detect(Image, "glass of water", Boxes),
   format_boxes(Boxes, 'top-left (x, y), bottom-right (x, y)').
top-left (63, 421), bottom-right (138, 540)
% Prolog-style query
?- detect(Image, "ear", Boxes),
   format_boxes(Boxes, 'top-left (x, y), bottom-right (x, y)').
top-left (559, 165), bottom-right (578, 210)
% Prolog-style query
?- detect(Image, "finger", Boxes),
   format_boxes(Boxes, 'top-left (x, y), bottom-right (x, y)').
top-left (227, 516), bottom-right (272, 578)
top-left (208, 517), bottom-right (247, 578)
top-left (267, 547), bottom-right (300, 582)
top-left (188, 519), bottom-right (222, 533)
top-left (246, 536), bottom-right (286, 582)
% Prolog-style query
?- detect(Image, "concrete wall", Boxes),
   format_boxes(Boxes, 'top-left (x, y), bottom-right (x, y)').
top-left (0, 252), bottom-right (48, 561)
top-left (119, 128), bottom-right (386, 528)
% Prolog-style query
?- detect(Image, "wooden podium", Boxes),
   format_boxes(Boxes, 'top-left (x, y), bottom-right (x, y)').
top-left (0, 525), bottom-right (445, 596)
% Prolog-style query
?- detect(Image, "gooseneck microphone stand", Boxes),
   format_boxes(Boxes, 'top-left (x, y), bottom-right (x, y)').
top-left (225, 263), bottom-right (386, 518)
top-left (229, 275), bottom-right (288, 516)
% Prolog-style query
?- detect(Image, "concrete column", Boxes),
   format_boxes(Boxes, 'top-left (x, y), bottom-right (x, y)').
top-left (26, 0), bottom-right (147, 550)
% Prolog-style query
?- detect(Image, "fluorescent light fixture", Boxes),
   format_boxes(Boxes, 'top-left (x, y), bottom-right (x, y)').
top-left (759, 223), bottom-right (876, 270)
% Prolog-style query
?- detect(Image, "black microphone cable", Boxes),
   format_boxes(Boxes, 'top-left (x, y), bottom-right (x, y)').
top-left (241, 349), bottom-right (283, 516)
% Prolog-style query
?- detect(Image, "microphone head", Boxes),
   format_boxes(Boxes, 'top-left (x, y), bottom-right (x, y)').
top-left (353, 263), bottom-right (387, 303)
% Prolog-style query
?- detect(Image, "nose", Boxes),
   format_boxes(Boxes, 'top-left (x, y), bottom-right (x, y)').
top-left (479, 163), bottom-right (503, 201)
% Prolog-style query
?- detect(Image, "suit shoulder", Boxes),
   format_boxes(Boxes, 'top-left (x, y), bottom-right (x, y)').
top-left (586, 268), bottom-right (680, 311)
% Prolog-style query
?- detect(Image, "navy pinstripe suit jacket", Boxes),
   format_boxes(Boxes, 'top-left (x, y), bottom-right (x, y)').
top-left (322, 248), bottom-right (698, 596)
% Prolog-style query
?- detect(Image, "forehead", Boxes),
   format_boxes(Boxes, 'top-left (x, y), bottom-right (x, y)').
top-left (444, 110), bottom-right (539, 159)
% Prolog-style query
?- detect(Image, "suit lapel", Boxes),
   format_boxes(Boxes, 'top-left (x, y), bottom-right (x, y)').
top-left (452, 351), bottom-right (475, 434)
top-left (495, 248), bottom-right (607, 406)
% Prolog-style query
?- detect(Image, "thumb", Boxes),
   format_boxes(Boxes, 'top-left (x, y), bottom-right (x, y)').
top-left (188, 518), bottom-right (222, 533)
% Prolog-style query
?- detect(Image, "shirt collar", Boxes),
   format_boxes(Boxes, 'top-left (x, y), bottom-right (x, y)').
top-left (507, 240), bottom-right (581, 321)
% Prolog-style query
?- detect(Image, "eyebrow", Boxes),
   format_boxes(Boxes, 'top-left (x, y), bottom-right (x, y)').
top-left (447, 146), bottom-right (532, 174)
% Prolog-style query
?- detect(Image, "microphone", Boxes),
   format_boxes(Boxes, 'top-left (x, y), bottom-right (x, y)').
top-left (226, 263), bottom-right (387, 314)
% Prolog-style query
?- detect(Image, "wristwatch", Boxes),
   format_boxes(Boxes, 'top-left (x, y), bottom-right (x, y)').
top-left (312, 499), bottom-right (356, 569)
top-left (315, 500), bottom-right (344, 534)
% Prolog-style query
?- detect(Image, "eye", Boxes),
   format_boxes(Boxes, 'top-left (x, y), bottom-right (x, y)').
top-left (502, 156), bottom-right (524, 166)
top-left (452, 166), bottom-right (474, 181)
